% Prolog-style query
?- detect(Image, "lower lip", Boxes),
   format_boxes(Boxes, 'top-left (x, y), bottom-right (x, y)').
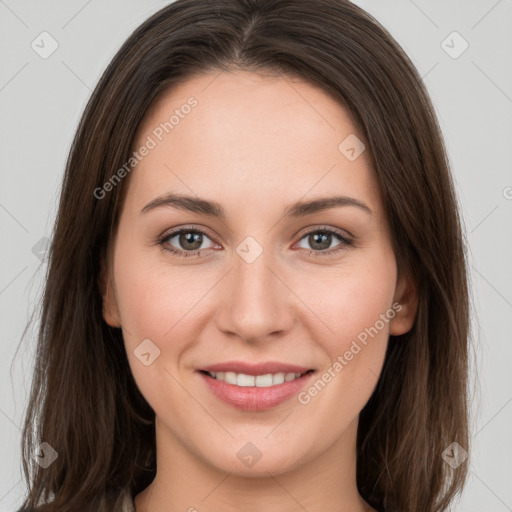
top-left (198, 371), bottom-right (315, 411)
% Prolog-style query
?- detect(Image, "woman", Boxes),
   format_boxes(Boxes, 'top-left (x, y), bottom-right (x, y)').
top-left (18, 1), bottom-right (471, 511)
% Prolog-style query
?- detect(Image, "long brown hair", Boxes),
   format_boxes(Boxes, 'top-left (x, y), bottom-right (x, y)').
top-left (17, 1), bottom-right (471, 510)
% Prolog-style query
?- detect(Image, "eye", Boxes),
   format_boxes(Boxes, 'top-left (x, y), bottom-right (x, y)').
top-left (295, 227), bottom-right (354, 257)
top-left (157, 225), bottom-right (354, 259)
top-left (158, 227), bottom-right (218, 258)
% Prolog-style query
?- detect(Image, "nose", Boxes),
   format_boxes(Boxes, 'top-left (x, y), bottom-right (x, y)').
top-left (215, 238), bottom-right (295, 343)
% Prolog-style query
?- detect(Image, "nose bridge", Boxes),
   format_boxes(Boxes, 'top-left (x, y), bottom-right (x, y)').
top-left (234, 235), bottom-right (273, 300)
top-left (217, 234), bottom-right (292, 340)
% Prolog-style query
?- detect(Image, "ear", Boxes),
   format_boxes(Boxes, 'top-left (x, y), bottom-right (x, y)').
top-left (389, 271), bottom-right (418, 336)
top-left (99, 258), bottom-right (121, 328)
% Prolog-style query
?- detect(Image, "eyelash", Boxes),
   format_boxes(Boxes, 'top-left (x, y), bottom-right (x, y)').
top-left (157, 225), bottom-right (354, 259)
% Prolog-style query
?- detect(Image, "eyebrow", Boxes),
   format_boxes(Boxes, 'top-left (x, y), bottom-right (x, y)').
top-left (140, 192), bottom-right (373, 219)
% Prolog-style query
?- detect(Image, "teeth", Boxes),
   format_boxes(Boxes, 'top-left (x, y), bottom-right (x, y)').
top-left (255, 374), bottom-right (273, 386)
top-left (237, 373), bottom-right (255, 387)
top-left (224, 372), bottom-right (237, 385)
top-left (208, 371), bottom-right (305, 387)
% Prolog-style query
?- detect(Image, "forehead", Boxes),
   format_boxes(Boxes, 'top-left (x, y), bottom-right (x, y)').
top-left (127, 69), bottom-right (382, 218)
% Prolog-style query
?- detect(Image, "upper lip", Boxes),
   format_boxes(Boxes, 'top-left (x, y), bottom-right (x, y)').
top-left (198, 361), bottom-right (314, 376)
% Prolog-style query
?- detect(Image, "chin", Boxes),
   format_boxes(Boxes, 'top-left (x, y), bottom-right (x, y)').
top-left (197, 437), bottom-right (315, 478)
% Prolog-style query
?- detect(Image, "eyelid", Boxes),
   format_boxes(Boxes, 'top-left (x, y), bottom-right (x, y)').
top-left (293, 224), bottom-right (354, 242)
top-left (159, 224), bottom-right (218, 243)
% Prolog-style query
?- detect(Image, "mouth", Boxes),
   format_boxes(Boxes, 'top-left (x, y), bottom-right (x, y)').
top-left (196, 362), bottom-right (316, 411)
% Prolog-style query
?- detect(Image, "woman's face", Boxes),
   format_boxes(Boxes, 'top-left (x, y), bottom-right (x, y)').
top-left (102, 69), bottom-right (417, 477)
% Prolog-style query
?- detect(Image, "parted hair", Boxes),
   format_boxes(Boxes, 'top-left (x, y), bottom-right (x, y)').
top-left (17, 1), bottom-right (471, 511)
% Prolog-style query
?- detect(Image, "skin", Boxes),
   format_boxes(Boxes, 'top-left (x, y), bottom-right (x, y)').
top-left (101, 69), bottom-right (418, 512)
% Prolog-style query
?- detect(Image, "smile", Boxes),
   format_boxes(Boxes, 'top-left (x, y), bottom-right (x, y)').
top-left (197, 363), bottom-right (316, 411)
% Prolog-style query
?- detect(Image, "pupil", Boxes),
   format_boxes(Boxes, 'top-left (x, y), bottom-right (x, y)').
top-left (181, 231), bottom-right (202, 250)
top-left (311, 232), bottom-right (330, 250)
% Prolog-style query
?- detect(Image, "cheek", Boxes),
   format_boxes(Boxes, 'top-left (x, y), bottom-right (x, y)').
top-left (113, 255), bottom-right (212, 409)
top-left (297, 252), bottom-right (396, 405)
top-left (302, 255), bottom-right (396, 347)
top-left (112, 244), bottom-right (212, 388)
top-left (114, 243), bottom-right (210, 338)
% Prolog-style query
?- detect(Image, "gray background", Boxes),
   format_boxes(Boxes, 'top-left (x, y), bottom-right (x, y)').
top-left (1, 0), bottom-right (511, 510)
